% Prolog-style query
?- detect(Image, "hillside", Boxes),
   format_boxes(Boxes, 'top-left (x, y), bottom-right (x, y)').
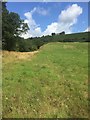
top-left (2, 42), bottom-right (88, 118)
top-left (15, 32), bottom-right (89, 52)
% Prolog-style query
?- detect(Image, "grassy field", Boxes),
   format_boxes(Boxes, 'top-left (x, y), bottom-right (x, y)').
top-left (2, 42), bottom-right (88, 118)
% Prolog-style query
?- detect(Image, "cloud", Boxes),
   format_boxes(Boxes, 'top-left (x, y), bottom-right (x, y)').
top-left (35, 7), bottom-right (49, 16)
top-left (20, 8), bottom-right (42, 38)
top-left (44, 4), bottom-right (83, 35)
top-left (21, 7), bottom-right (49, 38)
top-left (21, 4), bottom-right (83, 39)
top-left (59, 4), bottom-right (82, 24)
top-left (29, 7), bottom-right (49, 16)
top-left (85, 26), bottom-right (90, 32)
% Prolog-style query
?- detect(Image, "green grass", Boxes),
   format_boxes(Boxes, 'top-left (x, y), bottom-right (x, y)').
top-left (2, 42), bottom-right (88, 118)
top-left (53, 32), bottom-right (89, 41)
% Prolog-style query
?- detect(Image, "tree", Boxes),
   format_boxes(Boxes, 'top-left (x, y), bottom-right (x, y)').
top-left (59, 31), bottom-right (65, 35)
top-left (52, 33), bottom-right (55, 36)
top-left (2, 2), bottom-right (29, 51)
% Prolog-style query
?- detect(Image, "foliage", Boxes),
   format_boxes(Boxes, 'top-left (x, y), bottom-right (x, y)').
top-left (2, 2), bottom-right (29, 51)
top-left (52, 33), bottom-right (55, 36)
top-left (14, 32), bottom-right (89, 52)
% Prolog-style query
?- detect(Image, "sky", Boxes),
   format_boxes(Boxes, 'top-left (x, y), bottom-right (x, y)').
top-left (7, 2), bottom-right (89, 38)
top-left (7, 0), bottom-right (90, 2)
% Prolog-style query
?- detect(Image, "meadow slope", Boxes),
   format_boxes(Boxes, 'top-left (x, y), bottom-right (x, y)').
top-left (2, 42), bottom-right (88, 118)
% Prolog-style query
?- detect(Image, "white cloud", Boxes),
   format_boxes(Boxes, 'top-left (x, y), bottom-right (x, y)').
top-left (21, 4), bottom-right (83, 39)
top-left (59, 4), bottom-right (82, 24)
top-left (21, 8), bottom-right (42, 38)
top-left (44, 4), bottom-right (82, 36)
top-left (21, 7), bottom-right (49, 38)
top-left (36, 7), bottom-right (49, 16)
top-left (85, 27), bottom-right (90, 32)
top-left (29, 7), bottom-right (49, 16)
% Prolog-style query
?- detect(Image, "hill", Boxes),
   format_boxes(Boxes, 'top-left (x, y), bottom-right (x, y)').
top-left (2, 42), bottom-right (88, 118)
top-left (15, 32), bottom-right (89, 52)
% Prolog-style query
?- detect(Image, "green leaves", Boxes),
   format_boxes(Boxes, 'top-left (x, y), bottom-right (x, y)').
top-left (2, 3), bottom-right (29, 51)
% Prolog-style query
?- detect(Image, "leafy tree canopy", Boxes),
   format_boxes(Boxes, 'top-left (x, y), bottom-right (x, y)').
top-left (2, 2), bottom-right (29, 50)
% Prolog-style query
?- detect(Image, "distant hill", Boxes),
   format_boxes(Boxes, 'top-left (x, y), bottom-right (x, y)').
top-left (49, 32), bottom-right (89, 42)
top-left (14, 32), bottom-right (89, 52)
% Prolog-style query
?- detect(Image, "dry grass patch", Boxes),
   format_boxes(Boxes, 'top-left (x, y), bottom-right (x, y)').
top-left (2, 51), bottom-right (38, 63)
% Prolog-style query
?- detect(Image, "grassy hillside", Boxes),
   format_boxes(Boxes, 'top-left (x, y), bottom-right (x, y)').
top-left (14, 32), bottom-right (89, 52)
top-left (50, 32), bottom-right (89, 42)
top-left (2, 42), bottom-right (88, 118)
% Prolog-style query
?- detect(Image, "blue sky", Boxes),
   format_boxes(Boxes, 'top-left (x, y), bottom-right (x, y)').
top-left (7, 2), bottom-right (88, 38)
